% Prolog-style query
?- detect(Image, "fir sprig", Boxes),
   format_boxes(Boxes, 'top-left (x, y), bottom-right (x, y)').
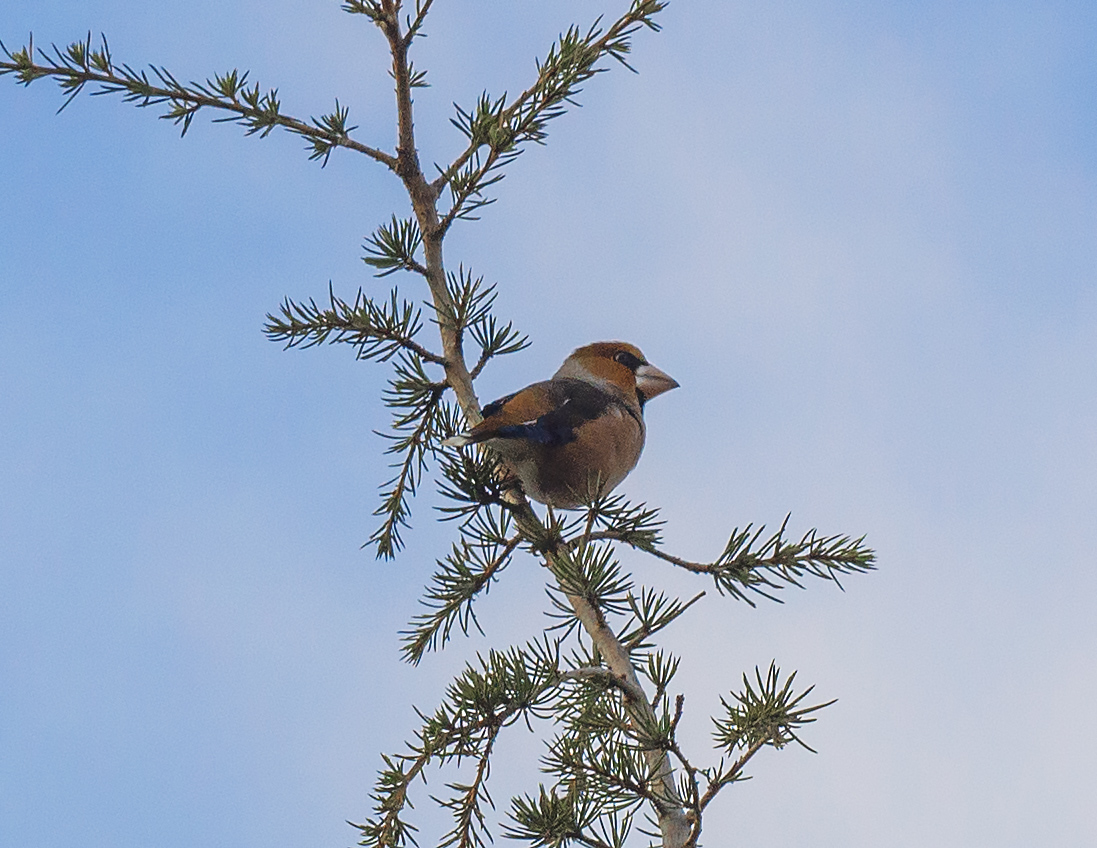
top-left (352, 642), bottom-right (563, 848)
top-left (440, 267), bottom-right (530, 375)
top-left (265, 284), bottom-right (443, 364)
top-left (468, 313), bottom-right (530, 378)
top-left (435, 442), bottom-right (511, 521)
top-left (505, 641), bottom-right (685, 846)
top-left (370, 354), bottom-right (449, 557)
top-left (364, 216), bottom-right (426, 277)
top-left (607, 514), bottom-right (877, 604)
top-left (433, 1), bottom-right (669, 231)
top-left (713, 663), bottom-right (832, 756)
top-left (0, 33), bottom-right (395, 167)
top-left (619, 589), bottom-right (705, 652)
top-left (547, 543), bottom-right (635, 629)
top-left (401, 507), bottom-right (520, 664)
top-left (589, 493), bottom-right (666, 551)
top-left (505, 787), bottom-right (623, 848)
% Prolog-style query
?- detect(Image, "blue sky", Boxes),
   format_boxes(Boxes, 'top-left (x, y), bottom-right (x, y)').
top-left (3, 2), bottom-right (1096, 846)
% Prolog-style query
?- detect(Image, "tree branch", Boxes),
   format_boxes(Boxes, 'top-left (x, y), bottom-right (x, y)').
top-left (536, 531), bottom-right (692, 846)
top-left (431, 1), bottom-right (667, 198)
top-left (401, 533), bottom-right (522, 663)
top-left (370, 9), bottom-right (480, 422)
top-left (264, 285), bottom-right (445, 364)
top-left (589, 518), bottom-right (876, 605)
top-left (370, 381), bottom-right (446, 558)
top-left (403, 0), bottom-right (436, 47)
top-left (0, 35), bottom-right (397, 169)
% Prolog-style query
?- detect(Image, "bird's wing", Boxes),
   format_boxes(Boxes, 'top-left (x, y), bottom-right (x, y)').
top-left (468, 379), bottom-right (615, 446)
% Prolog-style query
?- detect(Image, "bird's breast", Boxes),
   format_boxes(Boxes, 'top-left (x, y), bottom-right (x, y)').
top-left (492, 402), bottom-right (645, 508)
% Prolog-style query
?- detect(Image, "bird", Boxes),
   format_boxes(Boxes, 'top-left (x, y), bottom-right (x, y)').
top-left (443, 341), bottom-right (678, 508)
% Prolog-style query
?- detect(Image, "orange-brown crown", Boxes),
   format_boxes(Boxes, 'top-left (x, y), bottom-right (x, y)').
top-left (555, 341), bottom-right (647, 393)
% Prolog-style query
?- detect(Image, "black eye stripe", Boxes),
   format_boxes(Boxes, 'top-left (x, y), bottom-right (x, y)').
top-left (613, 351), bottom-right (644, 371)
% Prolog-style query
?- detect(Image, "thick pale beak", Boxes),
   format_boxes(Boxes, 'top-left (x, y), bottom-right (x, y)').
top-left (635, 363), bottom-right (679, 401)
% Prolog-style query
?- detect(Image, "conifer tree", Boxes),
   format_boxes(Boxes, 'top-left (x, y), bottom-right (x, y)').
top-left (3, 4), bottom-right (875, 846)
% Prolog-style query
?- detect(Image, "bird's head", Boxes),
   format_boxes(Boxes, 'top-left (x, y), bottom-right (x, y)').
top-left (555, 341), bottom-right (679, 407)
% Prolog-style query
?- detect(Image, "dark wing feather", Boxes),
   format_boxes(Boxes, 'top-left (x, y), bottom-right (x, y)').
top-left (468, 379), bottom-right (615, 447)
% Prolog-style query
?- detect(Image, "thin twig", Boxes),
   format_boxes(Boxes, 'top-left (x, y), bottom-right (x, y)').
top-left (430, 7), bottom-right (658, 195)
top-left (0, 46), bottom-right (397, 168)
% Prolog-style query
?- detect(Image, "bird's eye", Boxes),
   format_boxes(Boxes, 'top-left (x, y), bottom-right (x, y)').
top-left (613, 351), bottom-right (643, 371)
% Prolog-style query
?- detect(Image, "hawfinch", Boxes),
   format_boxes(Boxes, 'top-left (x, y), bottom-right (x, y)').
top-left (444, 342), bottom-right (678, 508)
